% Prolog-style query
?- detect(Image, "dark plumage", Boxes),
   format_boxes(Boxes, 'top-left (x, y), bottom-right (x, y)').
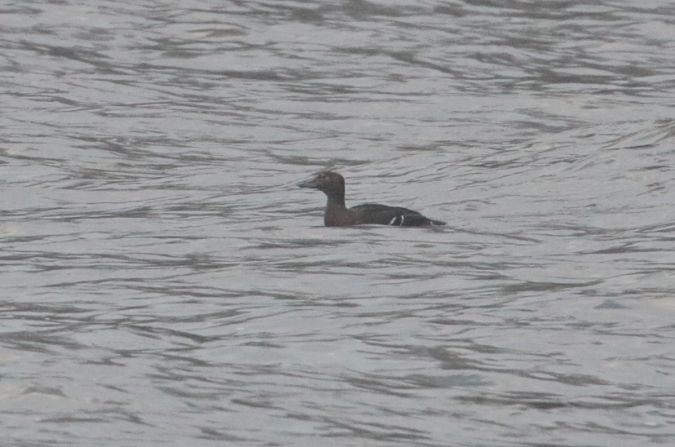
top-left (298, 171), bottom-right (445, 227)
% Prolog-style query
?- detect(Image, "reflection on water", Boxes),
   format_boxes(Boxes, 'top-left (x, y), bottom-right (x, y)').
top-left (2, 1), bottom-right (675, 446)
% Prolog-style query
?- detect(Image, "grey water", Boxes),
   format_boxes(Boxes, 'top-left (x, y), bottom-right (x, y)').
top-left (2, 1), bottom-right (675, 446)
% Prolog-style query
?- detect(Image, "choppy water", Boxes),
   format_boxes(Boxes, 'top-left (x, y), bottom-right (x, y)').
top-left (2, 1), bottom-right (675, 446)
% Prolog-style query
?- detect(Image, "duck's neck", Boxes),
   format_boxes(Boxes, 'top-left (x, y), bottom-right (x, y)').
top-left (324, 193), bottom-right (347, 226)
top-left (326, 193), bottom-right (346, 210)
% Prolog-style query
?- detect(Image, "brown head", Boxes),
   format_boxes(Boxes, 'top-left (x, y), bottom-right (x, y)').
top-left (298, 171), bottom-right (345, 201)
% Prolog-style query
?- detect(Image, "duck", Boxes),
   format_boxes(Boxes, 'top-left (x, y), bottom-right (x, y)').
top-left (298, 171), bottom-right (445, 227)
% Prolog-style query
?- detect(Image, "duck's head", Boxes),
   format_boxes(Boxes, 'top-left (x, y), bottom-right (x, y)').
top-left (298, 171), bottom-right (345, 197)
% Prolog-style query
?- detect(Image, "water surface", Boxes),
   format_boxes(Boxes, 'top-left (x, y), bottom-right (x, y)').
top-left (2, 1), bottom-right (675, 446)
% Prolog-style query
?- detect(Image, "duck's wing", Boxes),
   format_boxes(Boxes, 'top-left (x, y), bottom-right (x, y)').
top-left (350, 203), bottom-right (445, 226)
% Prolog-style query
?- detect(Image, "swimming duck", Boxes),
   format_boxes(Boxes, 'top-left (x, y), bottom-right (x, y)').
top-left (298, 171), bottom-right (445, 227)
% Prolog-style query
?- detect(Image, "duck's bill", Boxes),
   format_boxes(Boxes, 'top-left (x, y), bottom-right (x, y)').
top-left (297, 178), bottom-right (319, 189)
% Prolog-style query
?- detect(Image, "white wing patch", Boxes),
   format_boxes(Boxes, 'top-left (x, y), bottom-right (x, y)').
top-left (388, 215), bottom-right (405, 225)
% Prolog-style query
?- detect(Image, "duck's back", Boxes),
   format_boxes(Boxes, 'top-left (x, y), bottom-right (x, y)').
top-left (350, 203), bottom-right (445, 226)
